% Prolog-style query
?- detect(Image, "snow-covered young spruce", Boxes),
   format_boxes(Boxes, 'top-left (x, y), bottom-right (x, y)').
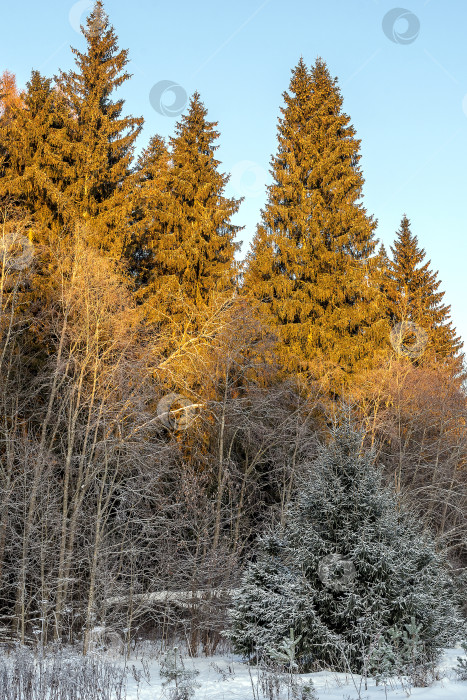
top-left (226, 418), bottom-right (463, 674)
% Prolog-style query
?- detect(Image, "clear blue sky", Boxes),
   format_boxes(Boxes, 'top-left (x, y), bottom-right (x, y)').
top-left (2, 0), bottom-right (466, 348)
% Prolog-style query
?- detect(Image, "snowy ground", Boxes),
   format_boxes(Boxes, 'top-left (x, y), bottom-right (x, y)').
top-left (0, 641), bottom-right (465, 698)
top-left (121, 644), bottom-right (467, 699)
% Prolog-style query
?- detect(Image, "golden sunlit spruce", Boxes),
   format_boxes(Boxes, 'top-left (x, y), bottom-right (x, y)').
top-left (385, 214), bottom-right (464, 372)
top-left (55, 0), bottom-right (143, 256)
top-left (244, 58), bottom-right (388, 396)
top-left (0, 70), bottom-right (22, 119)
top-left (134, 92), bottom-right (243, 322)
top-left (128, 133), bottom-right (175, 320)
top-left (0, 70), bottom-right (69, 239)
top-left (0, 70), bottom-right (72, 336)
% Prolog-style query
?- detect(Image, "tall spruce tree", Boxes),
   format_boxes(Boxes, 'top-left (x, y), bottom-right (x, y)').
top-left (386, 215), bottom-right (463, 367)
top-left (55, 0), bottom-right (143, 255)
top-left (134, 93), bottom-right (242, 320)
top-left (376, 243), bottom-right (391, 291)
top-left (244, 58), bottom-right (388, 395)
top-left (227, 415), bottom-right (463, 674)
top-left (128, 134), bottom-right (170, 284)
top-left (0, 70), bottom-right (73, 322)
top-left (0, 71), bottom-right (22, 119)
top-left (0, 70), bottom-right (68, 238)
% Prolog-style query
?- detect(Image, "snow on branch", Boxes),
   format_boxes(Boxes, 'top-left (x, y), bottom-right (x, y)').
top-left (105, 589), bottom-right (240, 608)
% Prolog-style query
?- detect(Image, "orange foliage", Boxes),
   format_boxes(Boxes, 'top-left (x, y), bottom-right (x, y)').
top-left (0, 70), bottom-right (22, 117)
